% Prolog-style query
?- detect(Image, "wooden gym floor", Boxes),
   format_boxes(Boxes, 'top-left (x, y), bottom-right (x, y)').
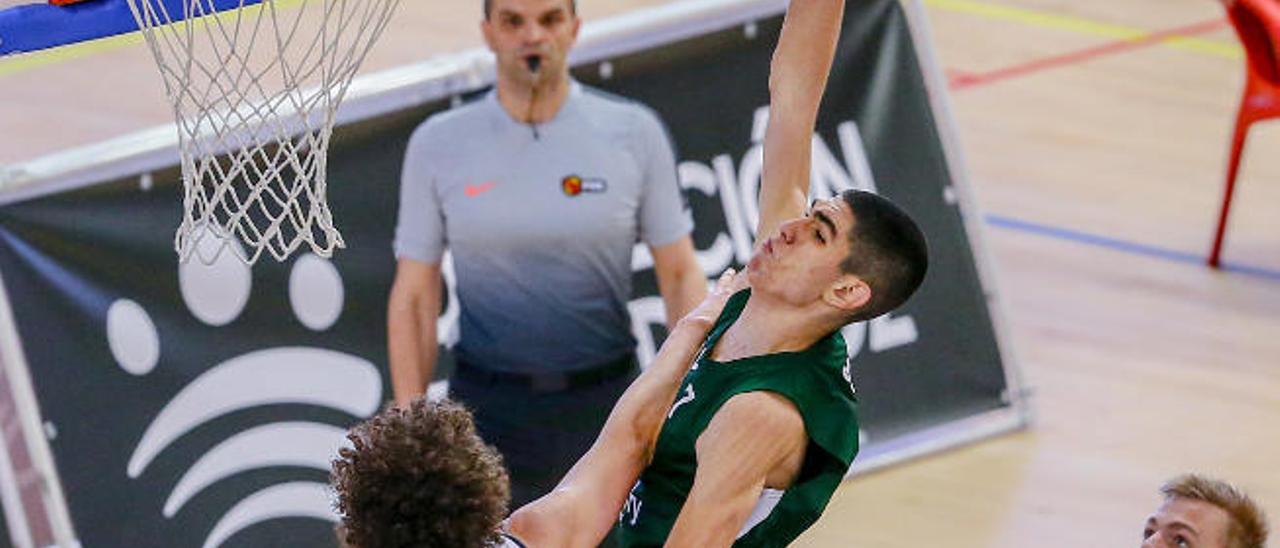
top-left (1, 1), bottom-right (1277, 546)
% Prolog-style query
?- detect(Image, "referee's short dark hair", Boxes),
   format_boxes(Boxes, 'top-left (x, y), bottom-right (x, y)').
top-left (837, 189), bottom-right (929, 323)
top-left (485, 0), bottom-right (578, 19)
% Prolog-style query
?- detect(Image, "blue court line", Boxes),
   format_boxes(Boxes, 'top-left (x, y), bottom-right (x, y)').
top-left (983, 214), bottom-right (1280, 283)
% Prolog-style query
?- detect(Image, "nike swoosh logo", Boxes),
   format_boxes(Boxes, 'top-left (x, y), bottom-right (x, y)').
top-left (464, 182), bottom-right (496, 197)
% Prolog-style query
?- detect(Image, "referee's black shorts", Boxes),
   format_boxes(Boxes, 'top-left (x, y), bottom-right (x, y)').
top-left (449, 354), bottom-right (639, 509)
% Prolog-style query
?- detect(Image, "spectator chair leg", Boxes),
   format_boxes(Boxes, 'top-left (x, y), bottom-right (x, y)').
top-left (1208, 112), bottom-right (1253, 268)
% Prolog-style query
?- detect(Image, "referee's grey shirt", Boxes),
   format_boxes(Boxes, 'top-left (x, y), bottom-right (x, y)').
top-left (394, 81), bottom-right (692, 374)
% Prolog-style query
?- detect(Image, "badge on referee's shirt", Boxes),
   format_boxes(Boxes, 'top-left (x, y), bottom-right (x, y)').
top-left (561, 174), bottom-right (608, 196)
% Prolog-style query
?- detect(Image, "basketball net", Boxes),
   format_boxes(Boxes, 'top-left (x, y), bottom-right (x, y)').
top-left (124, 0), bottom-right (401, 264)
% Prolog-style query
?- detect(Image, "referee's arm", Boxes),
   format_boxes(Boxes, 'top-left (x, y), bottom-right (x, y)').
top-left (386, 258), bottom-right (442, 407)
top-left (652, 236), bottom-right (706, 329)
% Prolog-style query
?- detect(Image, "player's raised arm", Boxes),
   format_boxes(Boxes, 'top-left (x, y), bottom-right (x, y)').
top-left (755, 0), bottom-right (846, 243)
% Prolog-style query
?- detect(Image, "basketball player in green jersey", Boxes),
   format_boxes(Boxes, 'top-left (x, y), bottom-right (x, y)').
top-left (615, 0), bottom-right (928, 545)
top-left (333, 0), bottom-right (926, 545)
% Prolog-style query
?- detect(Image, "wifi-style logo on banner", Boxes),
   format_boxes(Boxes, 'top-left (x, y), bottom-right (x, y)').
top-left (103, 238), bottom-right (381, 547)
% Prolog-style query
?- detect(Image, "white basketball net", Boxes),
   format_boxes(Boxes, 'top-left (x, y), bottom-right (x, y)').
top-left (124, 0), bottom-right (401, 264)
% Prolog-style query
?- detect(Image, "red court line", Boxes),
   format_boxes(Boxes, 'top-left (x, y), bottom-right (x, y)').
top-left (948, 17), bottom-right (1231, 91)
top-left (945, 68), bottom-right (976, 82)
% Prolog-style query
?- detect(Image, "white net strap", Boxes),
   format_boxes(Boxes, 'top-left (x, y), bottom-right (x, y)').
top-left (125, 0), bottom-right (401, 264)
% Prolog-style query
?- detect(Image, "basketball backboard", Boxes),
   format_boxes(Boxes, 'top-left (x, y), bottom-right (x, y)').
top-left (0, 0), bottom-right (268, 56)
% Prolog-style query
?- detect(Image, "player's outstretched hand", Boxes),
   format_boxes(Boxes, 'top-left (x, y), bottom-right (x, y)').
top-left (679, 269), bottom-right (743, 331)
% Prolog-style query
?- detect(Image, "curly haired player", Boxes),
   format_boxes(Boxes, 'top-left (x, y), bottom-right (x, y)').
top-left (332, 398), bottom-right (511, 547)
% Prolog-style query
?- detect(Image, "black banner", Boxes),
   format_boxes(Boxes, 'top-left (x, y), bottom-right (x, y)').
top-left (0, 1), bottom-right (1011, 546)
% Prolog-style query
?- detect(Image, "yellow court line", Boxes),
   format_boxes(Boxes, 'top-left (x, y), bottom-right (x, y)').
top-left (1165, 35), bottom-right (1241, 59)
top-left (0, 0), bottom-right (308, 79)
top-left (925, 0), bottom-right (1241, 59)
top-left (0, 33), bottom-right (146, 79)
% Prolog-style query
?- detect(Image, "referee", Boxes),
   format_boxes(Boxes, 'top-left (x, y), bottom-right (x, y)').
top-left (386, 0), bottom-right (705, 511)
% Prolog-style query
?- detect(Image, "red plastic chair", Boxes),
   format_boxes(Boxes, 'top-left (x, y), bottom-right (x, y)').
top-left (1210, 0), bottom-right (1280, 267)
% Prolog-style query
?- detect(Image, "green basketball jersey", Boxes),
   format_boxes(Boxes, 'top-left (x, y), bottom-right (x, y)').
top-left (616, 289), bottom-right (859, 547)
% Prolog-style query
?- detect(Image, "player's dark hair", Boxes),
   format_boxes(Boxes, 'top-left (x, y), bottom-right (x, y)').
top-left (837, 189), bottom-right (929, 323)
top-left (485, 0), bottom-right (577, 19)
top-left (332, 398), bottom-right (510, 548)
